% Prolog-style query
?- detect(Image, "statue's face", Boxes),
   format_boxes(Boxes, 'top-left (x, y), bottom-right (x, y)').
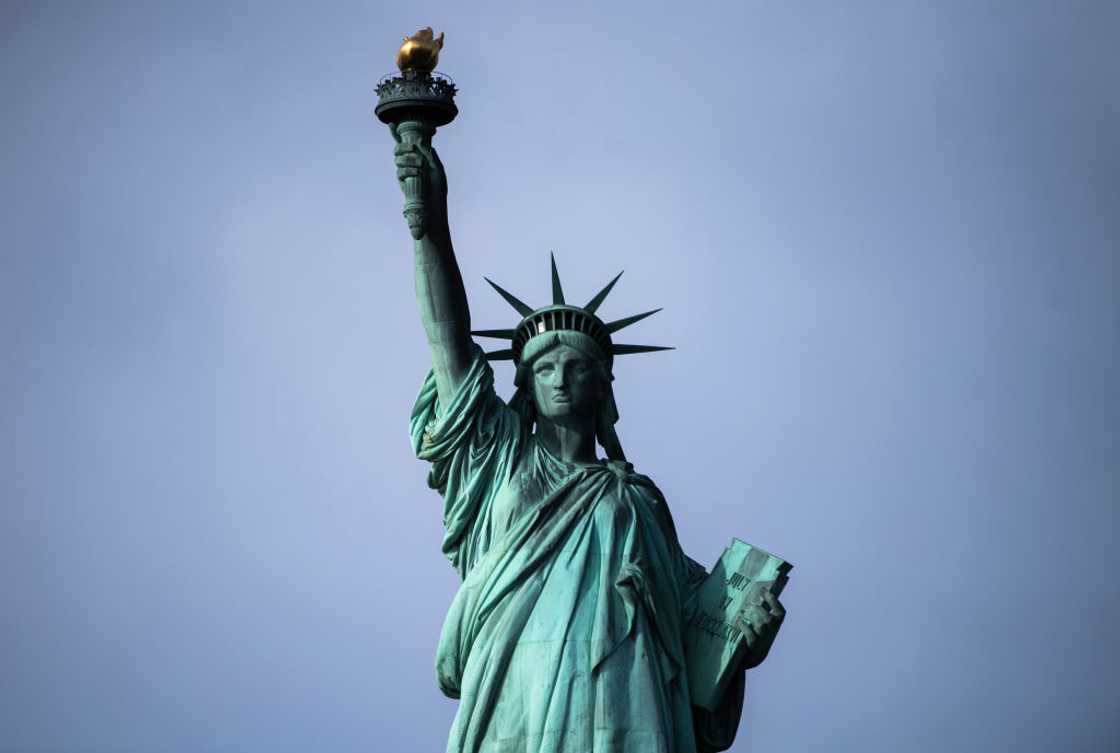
top-left (530, 344), bottom-right (601, 420)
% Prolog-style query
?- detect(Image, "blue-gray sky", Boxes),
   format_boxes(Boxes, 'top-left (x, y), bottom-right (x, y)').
top-left (2, 2), bottom-right (1118, 751)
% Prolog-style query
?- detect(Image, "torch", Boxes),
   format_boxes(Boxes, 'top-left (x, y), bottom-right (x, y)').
top-left (375, 28), bottom-right (458, 240)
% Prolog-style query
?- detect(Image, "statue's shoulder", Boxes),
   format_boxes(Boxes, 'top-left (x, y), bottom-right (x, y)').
top-left (603, 460), bottom-right (682, 545)
top-left (602, 459), bottom-right (664, 499)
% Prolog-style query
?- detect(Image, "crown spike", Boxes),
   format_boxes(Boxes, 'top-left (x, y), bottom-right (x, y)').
top-left (585, 270), bottom-right (623, 313)
top-left (612, 344), bottom-right (675, 356)
top-left (471, 328), bottom-right (516, 340)
top-left (550, 252), bottom-right (565, 305)
top-left (484, 349), bottom-right (515, 361)
top-left (484, 277), bottom-right (534, 317)
top-left (605, 308), bottom-right (662, 334)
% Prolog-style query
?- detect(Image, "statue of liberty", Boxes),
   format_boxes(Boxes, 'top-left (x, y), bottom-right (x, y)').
top-left (380, 29), bottom-right (787, 753)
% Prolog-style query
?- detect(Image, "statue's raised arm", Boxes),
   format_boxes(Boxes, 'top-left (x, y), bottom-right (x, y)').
top-left (392, 126), bottom-right (473, 404)
top-left (376, 28), bottom-right (471, 405)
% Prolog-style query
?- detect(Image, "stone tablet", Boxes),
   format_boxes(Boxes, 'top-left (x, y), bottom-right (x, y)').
top-left (685, 538), bottom-right (793, 710)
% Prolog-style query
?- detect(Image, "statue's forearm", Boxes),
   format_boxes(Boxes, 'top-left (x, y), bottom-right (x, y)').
top-left (414, 225), bottom-right (473, 404)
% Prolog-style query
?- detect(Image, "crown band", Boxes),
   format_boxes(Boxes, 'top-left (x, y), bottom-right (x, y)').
top-left (511, 305), bottom-right (612, 365)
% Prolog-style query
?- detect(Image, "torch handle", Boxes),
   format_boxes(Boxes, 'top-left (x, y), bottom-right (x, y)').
top-left (395, 119), bottom-right (437, 240)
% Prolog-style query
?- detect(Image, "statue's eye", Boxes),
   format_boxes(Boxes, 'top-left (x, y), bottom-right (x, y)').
top-left (535, 363), bottom-right (554, 376)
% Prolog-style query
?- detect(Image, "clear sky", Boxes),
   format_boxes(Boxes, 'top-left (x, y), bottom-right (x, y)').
top-left (2, 2), bottom-right (1118, 751)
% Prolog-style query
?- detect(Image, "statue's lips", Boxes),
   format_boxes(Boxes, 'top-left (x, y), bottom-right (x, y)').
top-left (552, 395), bottom-right (571, 403)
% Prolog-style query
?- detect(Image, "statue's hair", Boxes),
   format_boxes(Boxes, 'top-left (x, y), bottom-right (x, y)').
top-left (508, 330), bottom-right (626, 462)
top-left (514, 330), bottom-right (607, 386)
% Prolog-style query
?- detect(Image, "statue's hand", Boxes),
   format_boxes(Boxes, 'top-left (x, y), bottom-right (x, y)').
top-left (736, 590), bottom-right (785, 669)
top-left (392, 124), bottom-right (449, 233)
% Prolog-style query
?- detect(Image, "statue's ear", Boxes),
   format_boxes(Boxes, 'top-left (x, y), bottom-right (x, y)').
top-left (596, 366), bottom-right (611, 400)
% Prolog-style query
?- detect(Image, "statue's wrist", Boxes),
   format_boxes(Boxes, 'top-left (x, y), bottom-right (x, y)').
top-left (415, 219), bottom-right (451, 248)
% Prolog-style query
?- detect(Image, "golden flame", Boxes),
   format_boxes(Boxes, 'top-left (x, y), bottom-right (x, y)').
top-left (395, 27), bottom-right (444, 73)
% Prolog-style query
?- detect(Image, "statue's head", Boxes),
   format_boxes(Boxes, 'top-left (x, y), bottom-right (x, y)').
top-left (475, 253), bottom-right (673, 461)
top-left (511, 329), bottom-right (624, 459)
top-left (516, 331), bottom-right (611, 422)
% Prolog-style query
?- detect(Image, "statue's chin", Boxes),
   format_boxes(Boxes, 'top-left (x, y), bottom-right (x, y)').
top-left (536, 403), bottom-right (593, 421)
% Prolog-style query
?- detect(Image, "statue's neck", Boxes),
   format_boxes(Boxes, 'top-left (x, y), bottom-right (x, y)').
top-left (535, 415), bottom-right (598, 465)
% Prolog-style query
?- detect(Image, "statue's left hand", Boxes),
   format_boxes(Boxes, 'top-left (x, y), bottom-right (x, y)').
top-left (737, 590), bottom-right (785, 669)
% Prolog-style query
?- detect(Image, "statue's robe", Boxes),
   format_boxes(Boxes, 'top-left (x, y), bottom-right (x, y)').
top-left (411, 348), bottom-right (745, 753)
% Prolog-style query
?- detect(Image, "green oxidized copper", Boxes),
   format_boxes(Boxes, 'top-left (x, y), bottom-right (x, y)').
top-left (377, 29), bottom-right (789, 753)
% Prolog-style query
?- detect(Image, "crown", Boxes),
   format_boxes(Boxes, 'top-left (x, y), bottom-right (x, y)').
top-left (473, 253), bottom-right (673, 366)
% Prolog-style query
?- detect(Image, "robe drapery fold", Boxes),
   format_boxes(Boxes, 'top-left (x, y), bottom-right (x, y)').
top-left (410, 347), bottom-right (744, 753)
